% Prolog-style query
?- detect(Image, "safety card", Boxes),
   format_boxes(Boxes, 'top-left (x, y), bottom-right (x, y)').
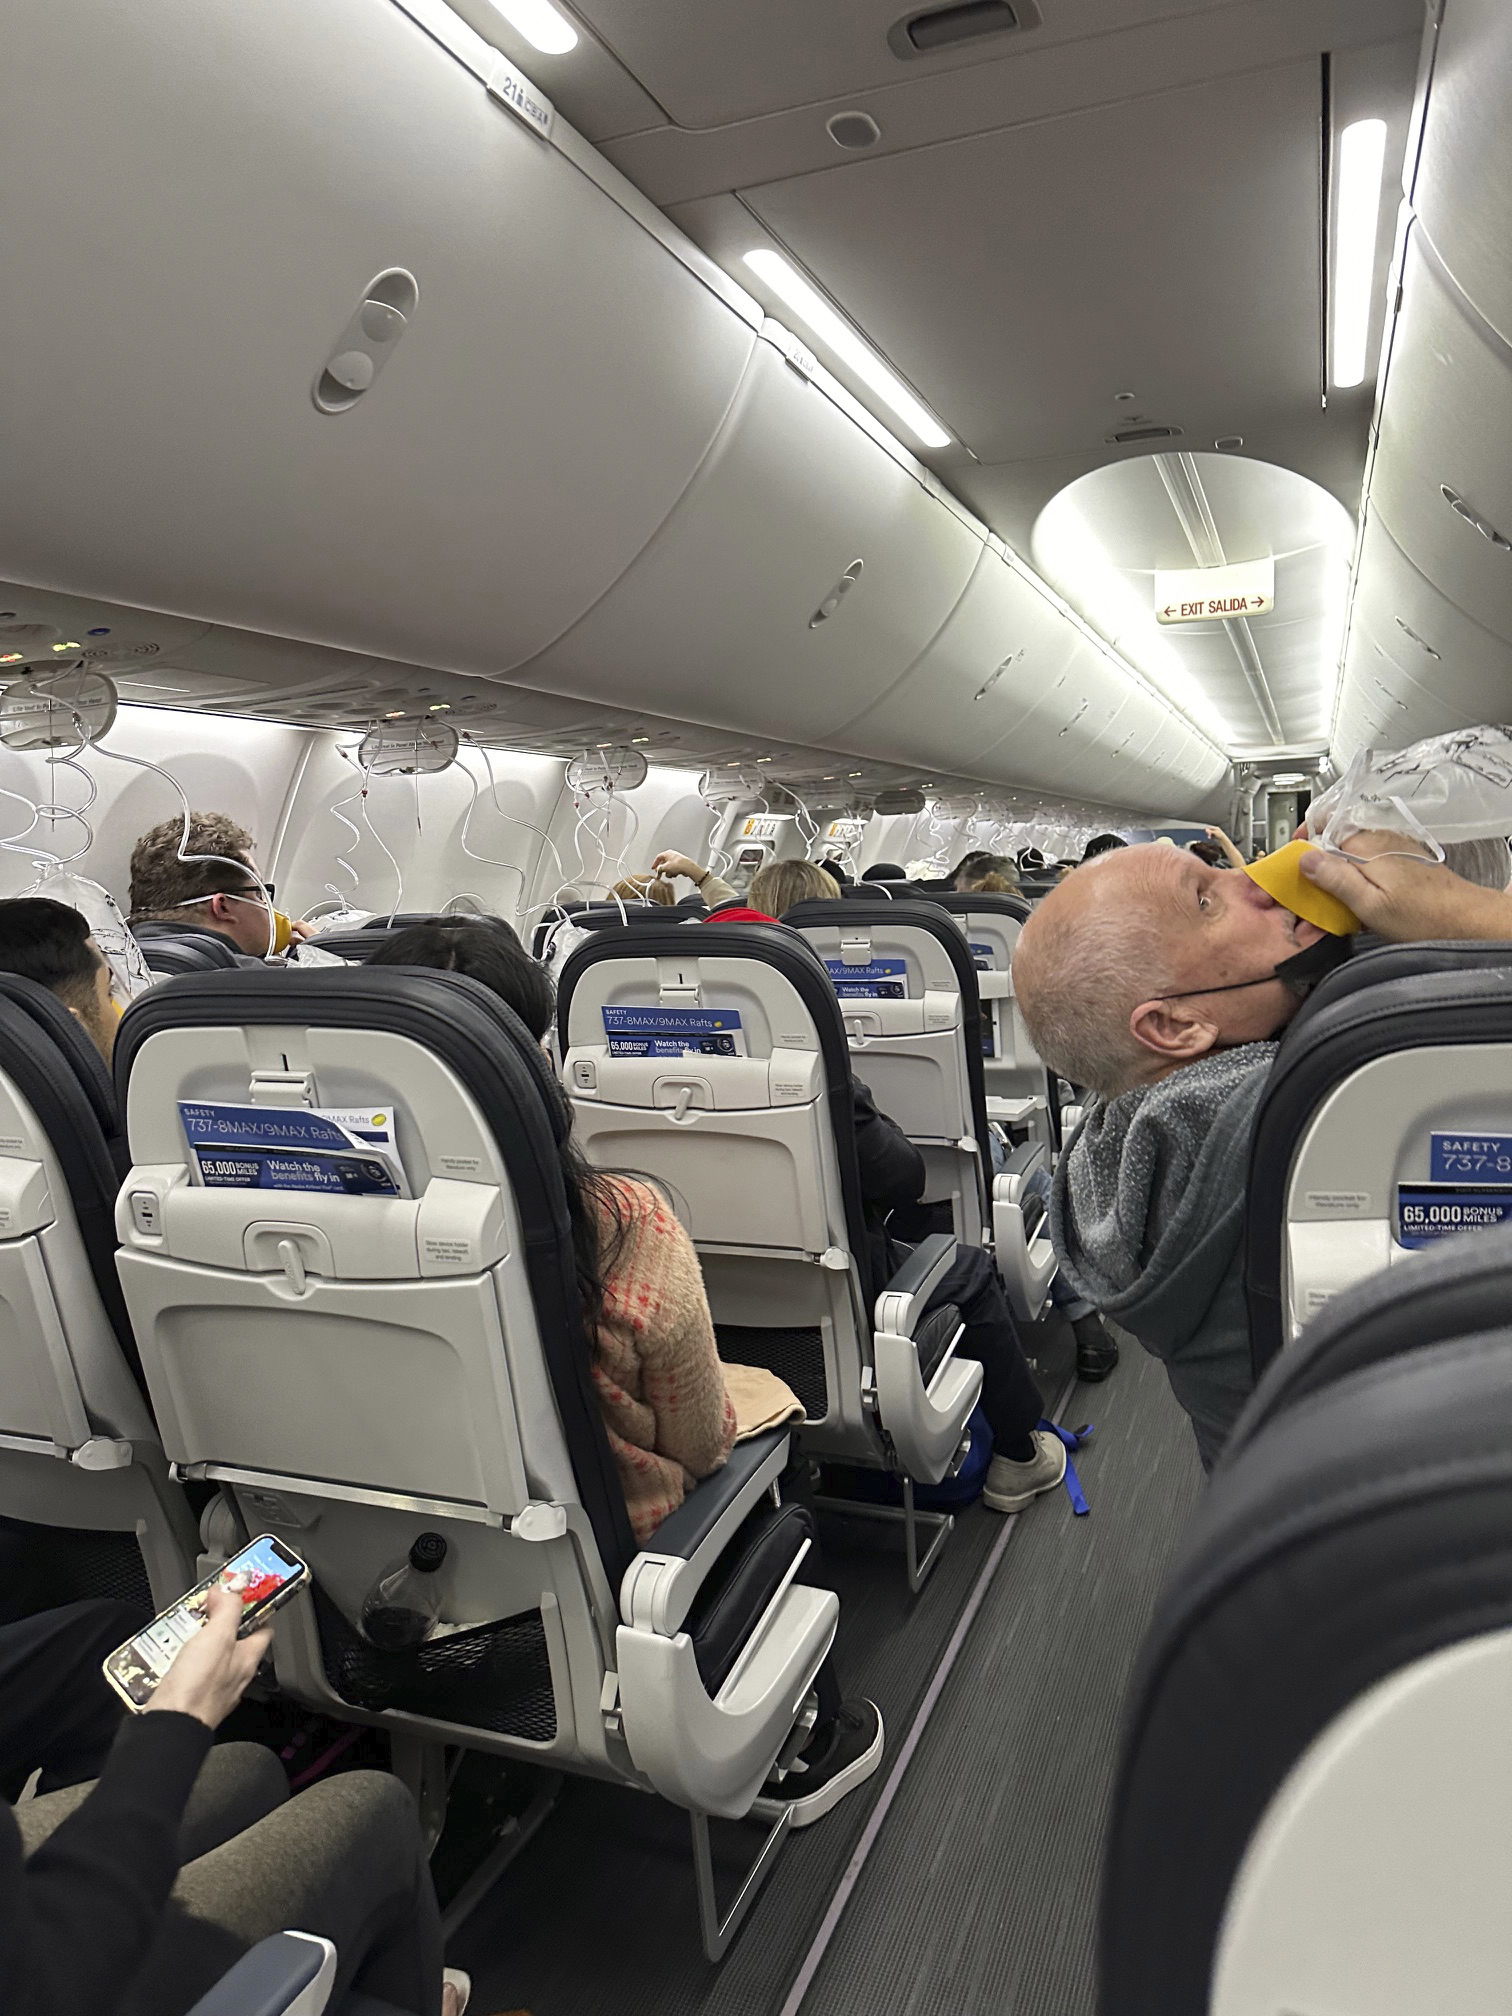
top-left (178, 1101), bottom-right (408, 1196)
top-left (1397, 1131), bottom-right (1512, 1246)
top-left (1430, 1132), bottom-right (1512, 1180)
top-left (823, 956), bottom-right (906, 1000)
top-left (601, 1005), bottom-right (746, 1058)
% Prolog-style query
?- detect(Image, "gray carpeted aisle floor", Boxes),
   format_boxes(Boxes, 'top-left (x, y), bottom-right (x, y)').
top-left (797, 1337), bottom-right (1205, 2016)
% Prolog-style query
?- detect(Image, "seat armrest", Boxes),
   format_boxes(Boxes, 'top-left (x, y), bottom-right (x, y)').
top-left (187, 1934), bottom-right (336, 2016)
top-left (1000, 1141), bottom-right (1044, 1180)
top-left (619, 1429), bottom-right (791, 1635)
top-left (875, 1231), bottom-right (956, 1336)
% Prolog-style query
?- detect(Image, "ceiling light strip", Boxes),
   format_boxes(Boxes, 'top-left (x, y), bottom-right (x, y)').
top-left (743, 250), bottom-right (951, 450)
top-left (1332, 118), bottom-right (1389, 389)
top-left (484, 0), bottom-right (577, 53)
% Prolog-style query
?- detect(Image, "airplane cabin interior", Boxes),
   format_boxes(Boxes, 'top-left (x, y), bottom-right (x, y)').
top-left (5, 1), bottom-right (1512, 2012)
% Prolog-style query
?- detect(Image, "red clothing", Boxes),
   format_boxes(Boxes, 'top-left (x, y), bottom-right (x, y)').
top-left (703, 905), bottom-right (777, 924)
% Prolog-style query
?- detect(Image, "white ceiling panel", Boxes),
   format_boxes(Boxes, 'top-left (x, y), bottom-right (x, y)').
top-left (740, 60), bottom-right (1326, 470)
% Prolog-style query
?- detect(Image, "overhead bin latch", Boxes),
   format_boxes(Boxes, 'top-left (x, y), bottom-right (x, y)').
top-left (313, 270), bottom-right (419, 416)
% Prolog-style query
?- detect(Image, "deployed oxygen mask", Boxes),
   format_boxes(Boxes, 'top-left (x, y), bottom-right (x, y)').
top-left (0, 663), bottom-right (154, 1005)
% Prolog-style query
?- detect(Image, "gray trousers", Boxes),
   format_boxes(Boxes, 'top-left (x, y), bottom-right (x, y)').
top-left (18, 1745), bottom-right (443, 2015)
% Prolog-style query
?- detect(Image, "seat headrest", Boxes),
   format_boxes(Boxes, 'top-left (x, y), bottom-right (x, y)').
top-left (927, 890), bottom-right (1031, 924)
top-left (0, 971), bottom-right (118, 1135)
top-left (1288, 938), bottom-right (1512, 1036)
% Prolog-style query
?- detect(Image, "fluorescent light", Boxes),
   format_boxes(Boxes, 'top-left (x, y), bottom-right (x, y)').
top-left (742, 249), bottom-right (951, 449)
top-left (485, 0), bottom-right (577, 54)
top-left (1332, 118), bottom-right (1388, 389)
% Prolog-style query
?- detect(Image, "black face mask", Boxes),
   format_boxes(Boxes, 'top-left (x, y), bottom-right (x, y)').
top-left (1153, 930), bottom-right (1354, 1007)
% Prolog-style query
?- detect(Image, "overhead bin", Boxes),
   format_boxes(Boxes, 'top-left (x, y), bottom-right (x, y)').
top-left (510, 328), bottom-right (984, 743)
top-left (1337, 516), bottom-right (1511, 749)
top-left (0, 0), bottom-right (757, 669)
top-left (1367, 229), bottom-right (1512, 653)
top-left (830, 545), bottom-right (1081, 774)
top-left (1410, 0), bottom-right (1512, 347)
top-left (832, 544), bottom-right (1225, 813)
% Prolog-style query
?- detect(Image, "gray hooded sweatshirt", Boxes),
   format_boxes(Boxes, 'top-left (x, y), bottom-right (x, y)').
top-left (1049, 1041), bottom-right (1278, 1469)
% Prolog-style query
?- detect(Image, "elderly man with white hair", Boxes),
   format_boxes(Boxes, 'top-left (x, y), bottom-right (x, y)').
top-left (1011, 833), bottom-right (1512, 1468)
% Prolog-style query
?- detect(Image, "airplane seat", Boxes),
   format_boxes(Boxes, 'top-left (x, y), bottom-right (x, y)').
top-left (927, 890), bottom-right (1058, 1158)
top-left (781, 896), bottom-right (1057, 1322)
top-left (0, 974), bottom-right (198, 1609)
top-left (1100, 1298), bottom-right (1512, 2015)
top-left (780, 897), bottom-right (990, 1239)
top-left (111, 965), bottom-right (836, 1957)
top-left (840, 880), bottom-right (913, 900)
top-left (133, 919), bottom-right (249, 975)
top-left (530, 899), bottom-right (659, 962)
top-left (356, 912), bottom-right (505, 930)
top-left (555, 922), bottom-right (983, 1591)
top-left (1245, 954), bottom-right (1512, 1380)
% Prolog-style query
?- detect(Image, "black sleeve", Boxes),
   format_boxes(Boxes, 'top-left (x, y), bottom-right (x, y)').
top-left (1, 1709), bottom-right (213, 2014)
top-left (851, 1077), bottom-right (927, 1208)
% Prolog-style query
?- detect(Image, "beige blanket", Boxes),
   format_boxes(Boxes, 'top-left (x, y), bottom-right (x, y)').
top-left (721, 1360), bottom-right (805, 1440)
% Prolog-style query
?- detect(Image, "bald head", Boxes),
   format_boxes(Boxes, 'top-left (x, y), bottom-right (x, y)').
top-left (1013, 844), bottom-right (1324, 1096)
top-left (1013, 852), bottom-right (1173, 1095)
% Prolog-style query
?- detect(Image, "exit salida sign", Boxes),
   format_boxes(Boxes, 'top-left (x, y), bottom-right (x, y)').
top-left (1154, 557), bottom-right (1275, 623)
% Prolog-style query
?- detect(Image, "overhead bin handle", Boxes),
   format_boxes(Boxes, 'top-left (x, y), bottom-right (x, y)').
top-left (313, 270), bottom-right (419, 416)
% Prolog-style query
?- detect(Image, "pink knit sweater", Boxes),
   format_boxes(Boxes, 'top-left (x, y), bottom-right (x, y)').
top-left (591, 1176), bottom-right (737, 1544)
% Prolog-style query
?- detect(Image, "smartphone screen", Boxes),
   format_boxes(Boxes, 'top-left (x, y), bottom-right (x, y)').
top-left (103, 1535), bottom-right (307, 1711)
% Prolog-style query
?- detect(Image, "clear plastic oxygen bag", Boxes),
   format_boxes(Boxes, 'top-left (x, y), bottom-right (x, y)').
top-left (1306, 726), bottom-right (1512, 852)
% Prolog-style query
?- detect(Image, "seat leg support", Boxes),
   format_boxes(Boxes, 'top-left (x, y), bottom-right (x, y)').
top-left (439, 1773), bottom-right (563, 1939)
top-left (690, 1801), bottom-right (794, 1964)
top-left (390, 1735), bottom-right (449, 1854)
top-left (811, 1485), bottom-right (954, 1595)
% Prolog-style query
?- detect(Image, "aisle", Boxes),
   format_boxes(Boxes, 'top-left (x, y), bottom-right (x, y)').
top-left (797, 1339), bottom-right (1204, 2016)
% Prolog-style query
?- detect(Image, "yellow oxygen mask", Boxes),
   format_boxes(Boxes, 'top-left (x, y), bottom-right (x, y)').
top-left (270, 909), bottom-right (294, 955)
top-left (1244, 838), bottom-right (1362, 937)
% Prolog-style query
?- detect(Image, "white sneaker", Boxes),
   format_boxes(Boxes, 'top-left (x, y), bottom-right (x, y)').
top-left (982, 1431), bottom-right (1067, 1512)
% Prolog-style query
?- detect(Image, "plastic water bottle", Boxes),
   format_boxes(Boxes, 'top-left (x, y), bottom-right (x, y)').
top-left (360, 1532), bottom-right (448, 1649)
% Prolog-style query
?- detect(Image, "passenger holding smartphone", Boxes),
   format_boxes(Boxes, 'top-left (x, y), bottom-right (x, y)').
top-left (4, 1586), bottom-right (470, 2015)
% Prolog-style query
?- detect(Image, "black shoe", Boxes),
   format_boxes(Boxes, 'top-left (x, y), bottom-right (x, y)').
top-left (768, 1699), bottom-right (884, 1828)
top-left (1074, 1313), bottom-right (1119, 1383)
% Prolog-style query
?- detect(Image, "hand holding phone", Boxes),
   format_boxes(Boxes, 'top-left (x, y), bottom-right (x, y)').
top-left (104, 1536), bottom-right (308, 1714)
top-left (144, 1585), bottom-right (271, 1730)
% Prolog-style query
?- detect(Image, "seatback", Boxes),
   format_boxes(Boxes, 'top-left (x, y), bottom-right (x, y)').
top-left (1226, 1218), bottom-right (1512, 1467)
top-left (1102, 1318), bottom-right (1512, 2016)
top-left (530, 900), bottom-right (664, 962)
top-left (1246, 955), bottom-right (1512, 1379)
top-left (841, 881), bottom-right (913, 900)
top-left (781, 898), bottom-right (991, 1244)
top-left (555, 923), bottom-right (883, 1462)
top-left (0, 975), bottom-right (197, 1606)
top-left (926, 891), bottom-right (1057, 1153)
top-left (113, 966), bottom-right (636, 1765)
top-left (132, 920), bottom-right (246, 974)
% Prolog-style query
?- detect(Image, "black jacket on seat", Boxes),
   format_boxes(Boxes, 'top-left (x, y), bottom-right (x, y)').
top-left (852, 1078), bottom-right (926, 1287)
